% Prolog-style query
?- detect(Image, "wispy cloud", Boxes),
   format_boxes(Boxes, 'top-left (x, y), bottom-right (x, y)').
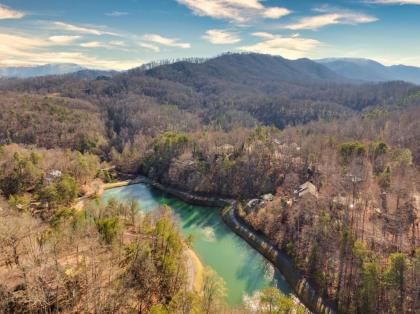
top-left (251, 32), bottom-right (275, 39)
top-left (283, 8), bottom-right (378, 30)
top-left (0, 33), bottom-right (49, 57)
top-left (109, 40), bottom-right (126, 47)
top-left (0, 3), bottom-right (25, 19)
top-left (203, 29), bottom-right (241, 44)
top-left (240, 32), bottom-right (321, 58)
top-left (177, 0), bottom-right (290, 23)
top-left (138, 42), bottom-right (160, 52)
top-left (49, 35), bottom-right (81, 45)
top-left (143, 34), bottom-right (191, 49)
top-left (80, 40), bottom-right (128, 50)
top-left (80, 41), bottom-right (104, 48)
top-left (0, 33), bottom-right (80, 51)
top-left (105, 11), bottom-right (129, 17)
top-left (365, 0), bottom-right (420, 4)
top-left (10, 51), bottom-right (142, 70)
top-left (52, 21), bottom-right (118, 36)
top-left (0, 32), bottom-right (141, 70)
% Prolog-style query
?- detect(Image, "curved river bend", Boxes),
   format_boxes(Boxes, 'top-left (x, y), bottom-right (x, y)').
top-left (101, 183), bottom-right (291, 306)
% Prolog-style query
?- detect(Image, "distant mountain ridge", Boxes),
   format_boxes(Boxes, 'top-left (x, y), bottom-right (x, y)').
top-left (0, 63), bottom-right (85, 78)
top-left (318, 58), bottom-right (420, 85)
top-left (68, 69), bottom-right (118, 80)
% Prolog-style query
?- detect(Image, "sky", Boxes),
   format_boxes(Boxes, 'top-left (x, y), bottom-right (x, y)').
top-left (0, 0), bottom-right (420, 70)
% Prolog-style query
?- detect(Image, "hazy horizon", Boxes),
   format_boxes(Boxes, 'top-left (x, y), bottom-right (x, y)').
top-left (1, 0), bottom-right (420, 70)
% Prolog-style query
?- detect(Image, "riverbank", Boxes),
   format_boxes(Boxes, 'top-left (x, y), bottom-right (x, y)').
top-left (133, 177), bottom-right (337, 314)
top-left (74, 178), bottom-right (142, 210)
top-left (78, 177), bottom-right (205, 295)
top-left (103, 178), bottom-right (143, 190)
top-left (187, 248), bottom-right (204, 292)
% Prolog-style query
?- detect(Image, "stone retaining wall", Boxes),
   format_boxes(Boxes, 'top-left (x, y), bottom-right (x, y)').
top-left (222, 203), bottom-right (337, 314)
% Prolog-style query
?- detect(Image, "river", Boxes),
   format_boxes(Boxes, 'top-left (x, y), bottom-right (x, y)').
top-left (101, 183), bottom-right (291, 306)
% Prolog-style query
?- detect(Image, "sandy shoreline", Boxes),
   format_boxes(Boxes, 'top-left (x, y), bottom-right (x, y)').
top-left (103, 180), bottom-right (132, 190)
top-left (186, 248), bottom-right (204, 293)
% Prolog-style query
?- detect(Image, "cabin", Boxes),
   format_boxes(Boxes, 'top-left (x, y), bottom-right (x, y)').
top-left (45, 170), bottom-right (62, 184)
top-left (244, 199), bottom-right (265, 214)
top-left (262, 193), bottom-right (274, 201)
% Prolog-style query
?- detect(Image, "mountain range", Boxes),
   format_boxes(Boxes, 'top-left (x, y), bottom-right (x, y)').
top-left (1, 55), bottom-right (420, 85)
top-left (318, 58), bottom-right (420, 85)
top-left (0, 63), bottom-right (84, 78)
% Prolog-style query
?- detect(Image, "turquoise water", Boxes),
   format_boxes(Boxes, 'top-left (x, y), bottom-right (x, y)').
top-left (101, 183), bottom-right (291, 305)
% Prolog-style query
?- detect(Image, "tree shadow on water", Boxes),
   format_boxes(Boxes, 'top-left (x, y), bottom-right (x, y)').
top-left (233, 241), bottom-right (292, 296)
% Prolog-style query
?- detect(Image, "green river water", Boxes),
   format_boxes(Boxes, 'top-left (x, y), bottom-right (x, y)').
top-left (101, 183), bottom-right (291, 305)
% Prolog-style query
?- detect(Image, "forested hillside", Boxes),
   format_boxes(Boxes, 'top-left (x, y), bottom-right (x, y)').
top-left (241, 109), bottom-right (420, 313)
top-left (0, 53), bottom-right (419, 313)
top-left (0, 92), bottom-right (106, 152)
top-left (2, 53), bottom-right (420, 135)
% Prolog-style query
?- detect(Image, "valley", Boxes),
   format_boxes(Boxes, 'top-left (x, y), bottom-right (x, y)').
top-left (0, 53), bottom-right (419, 314)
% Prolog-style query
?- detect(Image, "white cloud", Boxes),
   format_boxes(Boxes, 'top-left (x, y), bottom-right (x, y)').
top-left (283, 9), bottom-right (378, 30)
top-left (139, 42), bottom-right (160, 52)
top-left (143, 34), bottom-right (191, 49)
top-left (240, 32), bottom-right (321, 59)
top-left (80, 41), bottom-right (103, 48)
top-left (177, 0), bottom-right (290, 23)
top-left (227, 0), bottom-right (264, 9)
top-left (0, 33), bottom-right (49, 58)
top-left (0, 4), bottom-right (25, 19)
top-left (109, 40), bottom-right (126, 47)
top-left (23, 52), bottom-right (142, 70)
top-left (1, 51), bottom-right (142, 70)
top-left (203, 29), bottom-right (241, 44)
top-left (365, 0), bottom-right (420, 4)
top-left (262, 7), bottom-right (290, 19)
top-left (49, 35), bottom-right (81, 45)
top-left (105, 11), bottom-right (129, 17)
top-left (52, 21), bottom-right (118, 36)
top-left (0, 33), bottom-right (141, 70)
top-left (22, 52), bottom-right (141, 70)
top-left (251, 32), bottom-right (275, 39)
top-left (80, 40), bottom-right (128, 50)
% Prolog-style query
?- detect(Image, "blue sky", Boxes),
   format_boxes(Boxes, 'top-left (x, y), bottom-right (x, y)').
top-left (0, 0), bottom-right (420, 69)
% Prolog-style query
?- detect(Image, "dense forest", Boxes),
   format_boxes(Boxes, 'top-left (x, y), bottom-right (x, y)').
top-left (0, 53), bottom-right (419, 313)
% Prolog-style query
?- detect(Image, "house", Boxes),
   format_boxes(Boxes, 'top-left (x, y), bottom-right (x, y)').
top-left (262, 193), bottom-right (274, 201)
top-left (45, 170), bottom-right (62, 184)
top-left (293, 181), bottom-right (318, 200)
top-left (244, 199), bottom-right (265, 214)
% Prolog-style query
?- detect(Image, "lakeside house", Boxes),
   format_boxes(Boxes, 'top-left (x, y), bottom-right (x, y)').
top-left (244, 198), bottom-right (265, 214)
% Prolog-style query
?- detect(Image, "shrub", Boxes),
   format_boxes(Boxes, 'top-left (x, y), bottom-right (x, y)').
top-left (96, 216), bottom-right (120, 244)
top-left (337, 141), bottom-right (366, 163)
